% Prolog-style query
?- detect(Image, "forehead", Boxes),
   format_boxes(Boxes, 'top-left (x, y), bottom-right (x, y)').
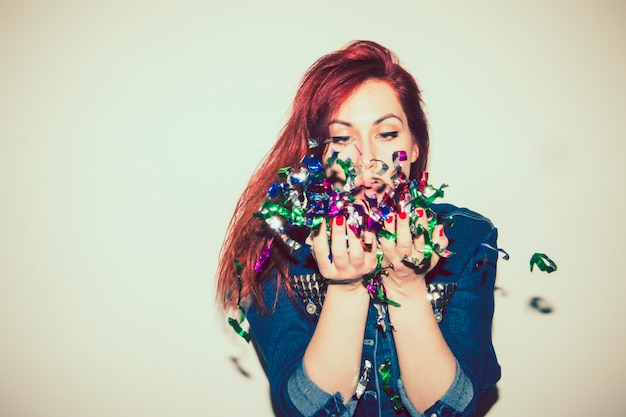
top-left (333, 80), bottom-right (404, 122)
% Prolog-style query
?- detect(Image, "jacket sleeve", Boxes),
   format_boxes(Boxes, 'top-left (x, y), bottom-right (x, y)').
top-left (397, 358), bottom-right (474, 417)
top-left (246, 273), bottom-right (358, 417)
top-left (434, 213), bottom-right (502, 416)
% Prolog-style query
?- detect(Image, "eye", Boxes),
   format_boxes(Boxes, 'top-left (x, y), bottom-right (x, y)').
top-left (326, 136), bottom-right (354, 144)
top-left (377, 131), bottom-right (399, 140)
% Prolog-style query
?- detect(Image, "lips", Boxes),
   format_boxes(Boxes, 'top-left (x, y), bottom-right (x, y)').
top-left (357, 176), bottom-right (390, 193)
top-left (352, 177), bottom-right (390, 210)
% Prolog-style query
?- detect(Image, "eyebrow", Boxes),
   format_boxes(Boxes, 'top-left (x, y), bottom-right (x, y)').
top-left (329, 113), bottom-right (404, 127)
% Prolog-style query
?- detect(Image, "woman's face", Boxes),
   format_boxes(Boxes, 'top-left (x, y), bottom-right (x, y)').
top-left (323, 79), bottom-right (418, 199)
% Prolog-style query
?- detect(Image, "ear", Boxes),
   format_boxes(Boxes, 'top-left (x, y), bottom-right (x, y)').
top-left (410, 142), bottom-right (419, 163)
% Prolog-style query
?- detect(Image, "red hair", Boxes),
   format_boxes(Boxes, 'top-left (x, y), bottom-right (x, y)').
top-left (216, 40), bottom-right (430, 311)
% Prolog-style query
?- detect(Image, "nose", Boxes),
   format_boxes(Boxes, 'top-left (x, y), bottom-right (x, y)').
top-left (354, 142), bottom-right (389, 177)
top-left (353, 147), bottom-right (390, 189)
top-left (354, 141), bottom-right (374, 171)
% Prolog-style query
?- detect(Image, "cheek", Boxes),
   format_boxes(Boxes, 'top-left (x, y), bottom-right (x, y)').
top-left (378, 159), bottom-right (411, 179)
top-left (401, 160), bottom-right (413, 176)
top-left (376, 149), bottom-right (412, 175)
top-left (322, 146), bottom-right (350, 178)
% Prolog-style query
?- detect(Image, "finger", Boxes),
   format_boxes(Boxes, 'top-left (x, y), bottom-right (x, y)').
top-left (413, 225), bottom-right (447, 274)
top-left (361, 229), bottom-right (375, 252)
top-left (364, 245), bottom-right (379, 270)
top-left (401, 207), bottom-right (431, 271)
top-left (432, 225), bottom-right (451, 258)
top-left (411, 207), bottom-right (429, 251)
top-left (396, 209), bottom-right (412, 256)
top-left (356, 229), bottom-right (380, 272)
top-left (330, 215), bottom-right (349, 264)
top-left (311, 218), bottom-right (333, 272)
top-left (379, 214), bottom-right (397, 257)
top-left (346, 226), bottom-right (364, 263)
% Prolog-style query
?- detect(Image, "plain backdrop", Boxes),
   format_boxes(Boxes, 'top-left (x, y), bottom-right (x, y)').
top-left (1, 1), bottom-right (625, 416)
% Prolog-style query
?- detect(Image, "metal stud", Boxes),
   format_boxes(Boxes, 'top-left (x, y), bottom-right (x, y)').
top-left (305, 302), bottom-right (317, 315)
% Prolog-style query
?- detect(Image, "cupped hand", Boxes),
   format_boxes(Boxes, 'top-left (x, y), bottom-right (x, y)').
top-left (378, 208), bottom-right (449, 288)
top-left (310, 216), bottom-right (378, 281)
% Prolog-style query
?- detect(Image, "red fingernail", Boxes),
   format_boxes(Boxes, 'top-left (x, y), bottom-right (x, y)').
top-left (335, 216), bottom-right (344, 226)
top-left (386, 216), bottom-right (394, 223)
top-left (416, 208), bottom-right (425, 218)
top-left (439, 227), bottom-right (444, 237)
top-left (399, 211), bottom-right (407, 220)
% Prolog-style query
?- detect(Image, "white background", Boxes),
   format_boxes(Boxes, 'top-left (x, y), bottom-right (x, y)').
top-left (1, 1), bottom-right (625, 416)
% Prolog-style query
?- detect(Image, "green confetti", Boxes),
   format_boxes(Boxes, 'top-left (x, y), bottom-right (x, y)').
top-left (228, 260), bottom-right (251, 343)
top-left (529, 253), bottom-right (557, 273)
top-left (378, 359), bottom-right (404, 411)
top-left (228, 308), bottom-right (251, 343)
top-left (378, 229), bottom-right (397, 241)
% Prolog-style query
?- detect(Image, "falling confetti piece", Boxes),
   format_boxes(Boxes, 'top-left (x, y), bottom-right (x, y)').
top-left (477, 243), bottom-right (510, 261)
top-left (228, 260), bottom-right (251, 342)
top-left (529, 253), bottom-right (557, 273)
top-left (529, 296), bottom-right (553, 314)
top-left (379, 359), bottom-right (404, 411)
top-left (229, 356), bottom-right (251, 378)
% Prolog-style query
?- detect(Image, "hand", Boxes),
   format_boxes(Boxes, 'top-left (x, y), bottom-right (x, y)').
top-left (311, 216), bottom-right (378, 282)
top-left (379, 208), bottom-right (449, 289)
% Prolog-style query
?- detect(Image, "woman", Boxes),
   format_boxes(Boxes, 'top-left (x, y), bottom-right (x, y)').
top-left (217, 40), bottom-right (500, 417)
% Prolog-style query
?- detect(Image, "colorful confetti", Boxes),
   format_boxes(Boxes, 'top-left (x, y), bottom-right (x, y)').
top-left (228, 260), bottom-right (251, 343)
top-left (379, 359), bottom-right (404, 411)
top-left (254, 141), bottom-right (450, 305)
top-left (529, 253), bottom-right (557, 273)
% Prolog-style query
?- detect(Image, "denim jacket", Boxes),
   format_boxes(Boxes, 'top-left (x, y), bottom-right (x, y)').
top-left (246, 203), bottom-right (501, 417)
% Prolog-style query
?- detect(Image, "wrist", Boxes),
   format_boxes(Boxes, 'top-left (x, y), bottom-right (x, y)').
top-left (325, 278), bottom-right (369, 295)
top-left (324, 276), bottom-right (363, 285)
top-left (384, 277), bottom-right (428, 303)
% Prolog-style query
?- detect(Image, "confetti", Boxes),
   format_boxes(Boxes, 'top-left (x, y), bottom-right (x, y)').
top-left (253, 142), bottom-right (449, 305)
top-left (477, 243), bottom-right (510, 261)
top-left (253, 238), bottom-right (273, 273)
top-left (529, 296), bottom-right (553, 314)
top-left (228, 260), bottom-right (251, 343)
top-left (379, 359), bottom-right (404, 411)
top-left (229, 356), bottom-right (251, 378)
top-left (529, 253), bottom-right (557, 273)
top-left (355, 360), bottom-right (373, 399)
top-left (228, 308), bottom-right (251, 343)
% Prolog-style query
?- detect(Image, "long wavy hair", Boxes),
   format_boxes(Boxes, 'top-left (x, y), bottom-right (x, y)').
top-left (216, 40), bottom-right (430, 312)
